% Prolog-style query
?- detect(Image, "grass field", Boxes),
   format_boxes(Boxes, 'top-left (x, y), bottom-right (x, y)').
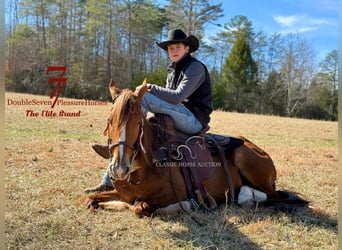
top-left (5, 92), bottom-right (338, 249)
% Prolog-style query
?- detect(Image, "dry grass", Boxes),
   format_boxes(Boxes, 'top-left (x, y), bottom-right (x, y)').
top-left (5, 92), bottom-right (337, 249)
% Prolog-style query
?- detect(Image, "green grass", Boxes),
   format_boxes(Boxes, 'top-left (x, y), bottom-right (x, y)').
top-left (5, 92), bottom-right (338, 249)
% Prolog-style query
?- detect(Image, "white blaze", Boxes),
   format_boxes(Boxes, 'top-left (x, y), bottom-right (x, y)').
top-left (119, 126), bottom-right (126, 164)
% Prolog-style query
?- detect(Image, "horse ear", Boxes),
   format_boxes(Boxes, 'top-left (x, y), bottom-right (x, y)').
top-left (135, 78), bottom-right (148, 103)
top-left (109, 79), bottom-right (121, 100)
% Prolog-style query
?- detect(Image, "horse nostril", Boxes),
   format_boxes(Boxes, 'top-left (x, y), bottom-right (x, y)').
top-left (123, 166), bottom-right (129, 175)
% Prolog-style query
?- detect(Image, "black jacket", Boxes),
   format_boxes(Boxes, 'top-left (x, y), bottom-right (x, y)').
top-left (150, 53), bottom-right (213, 127)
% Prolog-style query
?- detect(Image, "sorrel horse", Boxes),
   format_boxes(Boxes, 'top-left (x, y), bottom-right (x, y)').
top-left (85, 79), bottom-right (307, 216)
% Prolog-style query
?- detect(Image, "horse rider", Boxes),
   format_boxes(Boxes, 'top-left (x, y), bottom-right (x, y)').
top-left (85, 28), bottom-right (213, 193)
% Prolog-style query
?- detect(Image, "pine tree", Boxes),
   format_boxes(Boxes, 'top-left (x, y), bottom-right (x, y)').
top-left (221, 32), bottom-right (257, 112)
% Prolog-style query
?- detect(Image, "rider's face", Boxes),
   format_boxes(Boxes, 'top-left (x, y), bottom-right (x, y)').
top-left (167, 43), bottom-right (190, 62)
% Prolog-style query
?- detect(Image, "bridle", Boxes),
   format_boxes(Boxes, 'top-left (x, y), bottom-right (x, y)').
top-left (107, 135), bottom-right (138, 159)
top-left (106, 116), bottom-right (147, 185)
top-left (106, 92), bottom-right (140, 163)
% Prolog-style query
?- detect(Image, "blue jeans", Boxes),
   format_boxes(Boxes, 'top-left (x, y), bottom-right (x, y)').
top-left (142, 92), bottom-right (203, 134)
top-left (101, 92), bottom-right (203, 186)
top-left (102, 171), bottom-right (112, 186)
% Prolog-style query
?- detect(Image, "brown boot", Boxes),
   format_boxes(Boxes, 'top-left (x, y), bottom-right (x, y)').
top-left (92, 143), bottom-right (110, 159)
top-left (84, 183), bottom-right (114, 193)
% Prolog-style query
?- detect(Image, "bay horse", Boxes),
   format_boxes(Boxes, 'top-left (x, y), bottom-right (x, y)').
top-left (85, 79), bottom-right (307, 217)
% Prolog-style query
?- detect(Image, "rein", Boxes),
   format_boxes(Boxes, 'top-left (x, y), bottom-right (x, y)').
top-left (168, 165), bottom-right (204, 226)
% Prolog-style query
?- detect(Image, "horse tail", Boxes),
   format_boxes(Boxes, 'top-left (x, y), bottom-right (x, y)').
top-left (261, 190), bottom-right (309, 213)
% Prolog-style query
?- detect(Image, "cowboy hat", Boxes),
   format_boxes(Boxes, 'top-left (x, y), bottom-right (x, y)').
top-left (157, 29), bottom-right (199, 53)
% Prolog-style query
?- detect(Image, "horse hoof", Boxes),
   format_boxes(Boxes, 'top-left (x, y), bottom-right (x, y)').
top-left (134, 202), bottom-right (156, 217)
top-left (134, 203), bottom-right (147, 217)
top-left (85, 198), bottom-right (99, 209)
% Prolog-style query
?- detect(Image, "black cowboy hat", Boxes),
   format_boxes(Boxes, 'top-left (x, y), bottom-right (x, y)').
top-left (157, 29), bottom-right (199, 53)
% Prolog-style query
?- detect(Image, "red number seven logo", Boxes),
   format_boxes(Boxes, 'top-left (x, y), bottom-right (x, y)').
top-left (46, 66), bottom-right (67, 108)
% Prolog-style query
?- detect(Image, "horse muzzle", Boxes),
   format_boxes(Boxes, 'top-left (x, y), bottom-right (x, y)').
top-left (109, 164), bottom-right (130, 181)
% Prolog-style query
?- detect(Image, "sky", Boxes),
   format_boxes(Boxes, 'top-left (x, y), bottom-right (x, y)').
top-left (207, 0), bottom-right (339, 62)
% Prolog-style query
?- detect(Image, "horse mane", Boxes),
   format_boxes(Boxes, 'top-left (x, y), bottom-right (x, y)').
top-left (108, 89), bottom-right (136, 131)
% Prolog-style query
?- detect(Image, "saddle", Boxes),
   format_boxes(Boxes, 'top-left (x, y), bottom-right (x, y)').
top-left (149, 114), bottom-right (244, 159)
top-left (149, 114), bottom-right (244, 210)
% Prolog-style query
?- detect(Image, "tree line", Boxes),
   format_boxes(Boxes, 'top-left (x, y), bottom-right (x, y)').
top-left (5, 0), bottom-right (338, 120)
